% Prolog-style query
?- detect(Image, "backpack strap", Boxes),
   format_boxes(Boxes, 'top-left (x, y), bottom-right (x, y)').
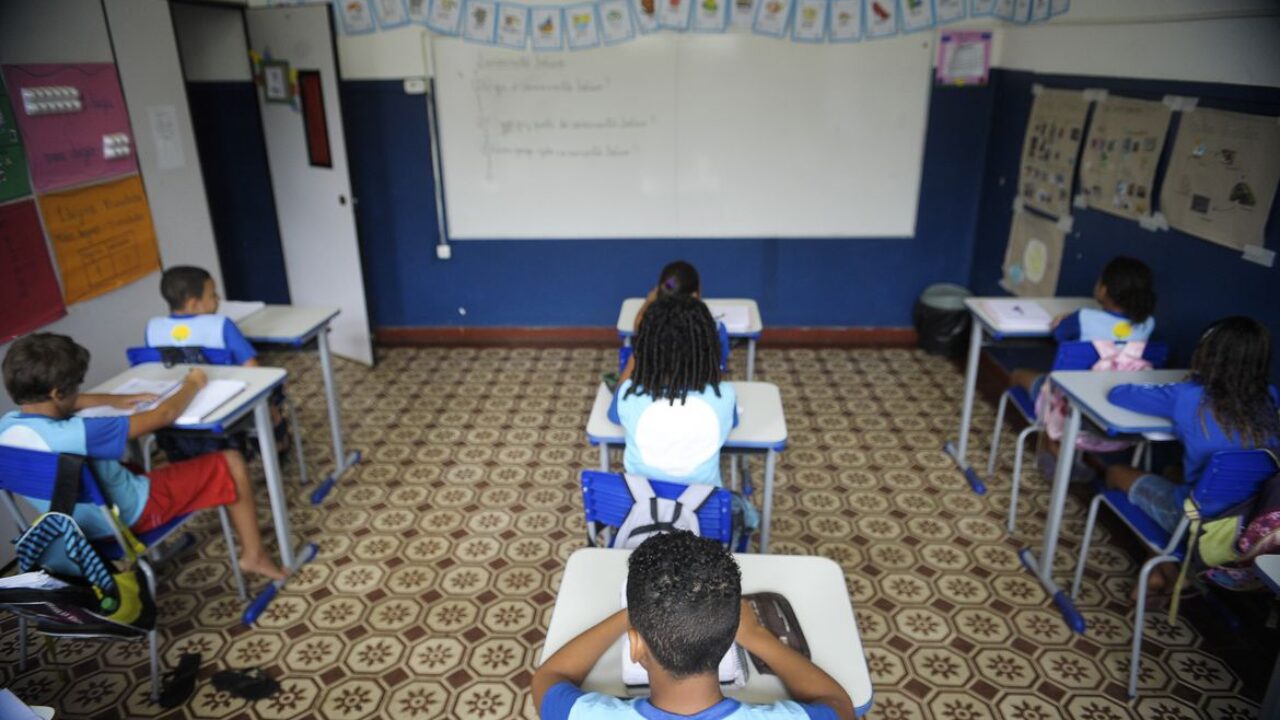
top-left (623, 474), bottom-right (657, 503)
top-left (674, 483), bottom-right (715, 513)
top-left (51, 454), bottom-right (84, 516)
top-left (1168, 496), bottom-right (1201, 625)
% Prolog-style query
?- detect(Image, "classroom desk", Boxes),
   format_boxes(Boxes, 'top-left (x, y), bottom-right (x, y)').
top-left (540, 548), bottom-right (874, 716)
top-left (86, 363), bottom-right (309, 571)
top-left (944, 296), bottom-right (1096, 495)
top-left (1256, 555), bottom-right (1280, 718)
top-left (236, 305), bottom-right (357, 504)
top-left (1019, 369), bottom-right (1187, 634)
top-left (617, 298), bottom-right (764, 380)
top-left (586, 382), bottom-right (787, 553)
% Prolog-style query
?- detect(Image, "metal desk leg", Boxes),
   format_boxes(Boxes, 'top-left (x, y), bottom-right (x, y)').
top-left (599, 442), bottom-right (610, 471)
top-left (1018, 404), bottom-right (1086, 634)
top-left (944, 318), bottom-right (987, 494)
top-left (746, 339), bottom-right (757, 381)
top-left (313, 329), bottom-right (360, 504)
top-left (254, 399), bottom-right (295, 569)
top-left (760, 449), bottom-right (776, 554)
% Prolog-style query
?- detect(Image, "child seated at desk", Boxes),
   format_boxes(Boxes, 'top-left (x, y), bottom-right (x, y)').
top-left (610, 295), bottom-right (755, 528)
top-left (1105, 316), bottom-right (1280, 603)
top-left (533, 531), bottom-right (855, 720)
top-left (618, 260), bottom-right (730, 383)
top-left (0, 333), bottom-right (285, 580)
top-left (1008, 256), bottom-right (1157, 478)
top-left (145, 266), bottom-right (288, 460)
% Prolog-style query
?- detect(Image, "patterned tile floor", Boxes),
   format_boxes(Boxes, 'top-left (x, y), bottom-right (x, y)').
top-left (0, 346), bottom-right (1271, 719)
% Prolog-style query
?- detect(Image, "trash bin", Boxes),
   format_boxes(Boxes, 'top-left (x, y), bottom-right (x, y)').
top-left (913, 283), bottom-right (972, 357)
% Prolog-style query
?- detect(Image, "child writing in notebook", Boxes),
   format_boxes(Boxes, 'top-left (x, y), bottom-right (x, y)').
top-left (145, 266), bottom-right (289, 460)
top-left (533, 530), bottom-right (855, 720)
top-left (1105, 316), bottom-right (1280, 602)
top-left (1008, 256), bottom-right (1158, 477)
top-left (0, 333), bottom-right (285, 580)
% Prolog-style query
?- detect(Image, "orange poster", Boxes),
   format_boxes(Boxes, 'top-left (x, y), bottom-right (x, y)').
top-left (38, 175), bottom-right (161, 305)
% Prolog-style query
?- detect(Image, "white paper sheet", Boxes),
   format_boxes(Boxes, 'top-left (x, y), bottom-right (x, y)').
top-left (220, 300), bottom-right (266, 324)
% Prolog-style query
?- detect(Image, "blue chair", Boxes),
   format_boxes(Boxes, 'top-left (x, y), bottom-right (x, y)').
top-left (581, 470), bottom-right (744, 551)
top-left (987, 340), bottom-right (1169, 533)
top-left (125, 346), bottom-right (310, 488)
top-left (1070, 449), bottom-right (1279, 698)
top-left (0, 446), bottom-right (248, 700)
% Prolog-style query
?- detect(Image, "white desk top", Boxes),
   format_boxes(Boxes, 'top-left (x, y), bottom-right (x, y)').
top-left (617, 298), bottom-right (763, 337)
top-left (540, 548), bottom-right (873, 713)
top-left (1049, 369), bottom-right (1188, 436)
top-left (236, 305), bottom-right (340, 346)
top-left (587, 382), bottom-right (787, 450)
top-left (965, 296), bottom-right (1095, 339)
top-left (87, 363), bottom-right (287, 432)
top-left (1256, 555), bottom-right (1280, 595)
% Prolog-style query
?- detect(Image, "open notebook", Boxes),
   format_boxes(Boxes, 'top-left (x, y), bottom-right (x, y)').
top-left (77, 377), bottom-right (247, 426)
top-left (705, 302), bottom-right (751, 333)
top-left (980, 298), bottom-right (1053, 332)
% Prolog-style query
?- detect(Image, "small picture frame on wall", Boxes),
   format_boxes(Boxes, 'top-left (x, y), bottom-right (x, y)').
top-left (298, 70), bottom-right (331, 168)
top-left (262, 60), bottom-right (292, 104)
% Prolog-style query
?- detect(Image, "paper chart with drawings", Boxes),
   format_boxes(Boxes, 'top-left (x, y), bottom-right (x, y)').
top-left (1160, 107), bottom-right (1280, 251)
top-left (1001, 210), bottom-right (1064, 298)
top-left (1018, 88), bottom-right (1089, 219)
top-left (1078, 96), bottom-right (1171, 222)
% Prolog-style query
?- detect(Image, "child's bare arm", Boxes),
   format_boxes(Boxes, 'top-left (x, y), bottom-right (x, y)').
top-left (531, 609), bottom-right (628, 711)
top-left (127, 369), bottom-right (206, 439)
top-left (736, 600), bottom-right (855, 720)
top-left (242, 357), bottom-right (260, 368)
top-left (74, 393), bottom-right (159, 410)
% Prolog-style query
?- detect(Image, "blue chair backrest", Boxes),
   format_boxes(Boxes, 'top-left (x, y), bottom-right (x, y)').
top-left (0, 446), bottom-right (108, 508)
top-left (1052, 340), bottom-right (1169, 371)
top-left (1191, 449), bottom-right (1279, 518)
top-left (127, 346), bottom-right (234, 367)
top-left (581, 470), bottom-right (734, 546)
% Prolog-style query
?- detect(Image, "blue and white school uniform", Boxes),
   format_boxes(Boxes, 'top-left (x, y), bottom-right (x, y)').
top-left (145, 313), bottom-right (257, 365)
top-left (612, 380), bottom-right (736, 487)
top-left (1108, 382), bottom-right (1280, 532)
top-left (1053, 307), bottom-right (1155, 344)
top-left (541, 684), bottom-right (839, 720)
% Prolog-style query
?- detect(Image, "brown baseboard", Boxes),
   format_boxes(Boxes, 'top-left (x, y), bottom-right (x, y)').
top-left (375, 326), bottom-right (917, 348)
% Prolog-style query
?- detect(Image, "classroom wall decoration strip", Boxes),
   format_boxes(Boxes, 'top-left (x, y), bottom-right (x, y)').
top-left (323, 0), bottom-right (1071, 44)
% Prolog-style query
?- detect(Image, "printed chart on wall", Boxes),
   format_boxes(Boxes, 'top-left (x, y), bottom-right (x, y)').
top-left (0, 200), bottom-right (65, 342)
top-left (1161, 107), bottom-right (1280, 251)
top-left (38, 175), bottom-right (160, 305)
top-left (1078, 96), bottom-right (1170, 222)
top-left (1018, 88), bottom-right (1089, 218)
top-left (0, 88), bottom-right (31, 203)
top-left (1001, 210), bottom-right (1064, 297)
top-left (1, 63), bottom-right (138, 193)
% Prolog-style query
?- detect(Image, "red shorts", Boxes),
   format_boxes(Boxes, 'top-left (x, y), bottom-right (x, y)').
top-left (132, 453), bottom-right (238, 533)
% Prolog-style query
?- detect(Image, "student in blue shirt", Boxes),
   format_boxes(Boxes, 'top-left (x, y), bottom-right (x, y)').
top-left (0, 333), bottom-right (285, 580)
top-left (533, 531), bottom-right (855, 720)
top-left (1105, 317), bottom-right (1280, 601)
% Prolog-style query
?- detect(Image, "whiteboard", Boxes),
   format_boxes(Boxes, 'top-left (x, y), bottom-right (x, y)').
top-left (433, 34), bottom-right (932, 239)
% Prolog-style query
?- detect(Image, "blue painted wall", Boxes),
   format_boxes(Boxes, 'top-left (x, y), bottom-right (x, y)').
top-left (969, 70), bottom-right (1280, 376)
top-left (186, 82), bottom-right (291, 304)
top-left (340, 78), bottom-right (996, 328)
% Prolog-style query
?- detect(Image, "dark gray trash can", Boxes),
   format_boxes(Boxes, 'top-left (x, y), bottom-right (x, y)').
top-left (913, 283), bottom-right (972, 357)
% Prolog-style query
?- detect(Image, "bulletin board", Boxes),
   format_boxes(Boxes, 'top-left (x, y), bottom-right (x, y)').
top-left (1001, 210), bottom-right (1064, 297)
top-left (1, 63), bottom-right (138, 193)
top-left (1161, 107), bottom-right (1280, 251)
top-left (38, 175), bottom-right (160, 305)
top-left (1017, 88), bottom-right (1089, 219)
top-left (0, 88), bottom-right (31, 203)
top-left (1078, 96), bottom-right (1171, 222)
top-left (0, 200), bottom-right (65, 342)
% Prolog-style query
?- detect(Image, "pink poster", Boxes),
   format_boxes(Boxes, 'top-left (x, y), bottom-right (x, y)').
top-left (2, 63), bottom-right (138, 192)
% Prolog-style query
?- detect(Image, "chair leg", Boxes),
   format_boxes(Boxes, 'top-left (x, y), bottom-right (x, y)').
top-left (17, 617), bottom-right (27, 671)
top-left (1008, 423), bottom-right (1038, 533)
top-left (219, 507), bottom-right (247, 601)
top-left (1130, 442), bottom-right (1146, 468)
top-left (141, 434), bottom-right (155, 474)
top-left (286, 397), bottom-right (309, 486)
top-left (148, 628), bottom-right (160, 703)
top-left (1071, 494), bottom-right (1104, 600)
top-left (986, 391), bottom-right (1010, 476)
top-left (1144, 442), bottom-right (1154, 473)
top-left (1130, 556), bottom-right (1176, 699)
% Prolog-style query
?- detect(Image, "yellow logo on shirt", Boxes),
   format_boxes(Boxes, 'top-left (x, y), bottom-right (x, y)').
top-left (1113, 321), bottom-right (1132, 339)
top-left (171, 324), bottom-right (191, 342)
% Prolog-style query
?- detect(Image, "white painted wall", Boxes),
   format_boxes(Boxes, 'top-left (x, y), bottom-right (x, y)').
top-left (172, 1), bottom-right (254, 83)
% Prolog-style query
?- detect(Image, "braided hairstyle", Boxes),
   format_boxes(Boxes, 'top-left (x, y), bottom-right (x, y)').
top-left (1190, 316), bottom-right (1280, 447)
top-left (625, 294), bottom-right (722, 404)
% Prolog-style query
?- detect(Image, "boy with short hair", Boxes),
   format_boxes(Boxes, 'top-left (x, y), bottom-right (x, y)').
top-left (533, 531), bottom-right (854, 720)
top-left (0, 333), bottom-right (285, 580)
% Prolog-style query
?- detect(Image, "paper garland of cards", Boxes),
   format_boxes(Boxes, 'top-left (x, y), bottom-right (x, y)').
top-left (1001, 210), bottom-right (1065, 297)
top-left (791, 0), bottom-right (826, 41)
top-left (900, 0), bottom-right (935, 32)
top-left (692, 0), bottom-right (731, 33)
top-left (531, 7), bottom-right (566, 48)
top-left (463, 0), bottom-right (499, 42)
top-left (1018, 88), bottom-right (1089, 218)
top-left (864, 0), bottom-right (897, 37)
top-left (658, 0), bottom-right (693, 30)
top-left (1078, 96), bottom-right (1171, 222)
top-left (496, 4), bottom-right (530, 47)
top-left (752, 0), bottom-right (793, 36)
top-left (826, 0), bottom-right (861, 40)
top-left (565, 3), bottom-right (602, 48)
top-left (598, 0), bottom-right (637, 43)
top-left (1160, 107), bottom-right (1280, 251)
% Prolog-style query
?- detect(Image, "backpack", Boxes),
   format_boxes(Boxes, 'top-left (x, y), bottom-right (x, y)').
top-left (0, 454), bottom-right (155, 633)
top-left (1198, 470), bottom-right (1280, 592)
top-left (613, 474), bottom-right (716, 549)
top-left (1036, 340), bottom-right (1151, 452)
